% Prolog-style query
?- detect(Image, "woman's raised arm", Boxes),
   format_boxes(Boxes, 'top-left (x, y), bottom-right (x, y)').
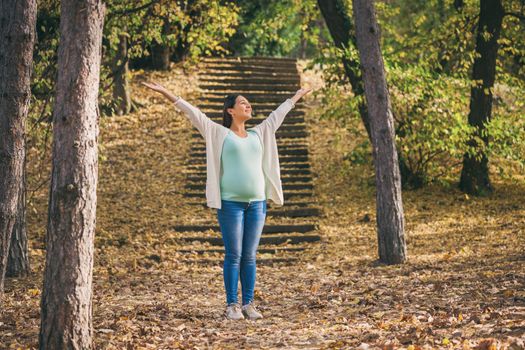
top-left (259, 87), bottom-right (313, 133)
top-left (141, 81), bottom-right (215, 137)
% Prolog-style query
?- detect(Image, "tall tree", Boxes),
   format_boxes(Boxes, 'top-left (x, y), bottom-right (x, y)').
top-left (317, 0), bottom-right (422, 188)
top-left (352, 0), bottom-right (407, 264)
top-left (459, 0), bottom-right (505, 195)
top-left (317, 0), bottom-right (371, 139)
top-left (39, 0), bottom-right (105, 348)
top-left (0, 0), bottom-right (37, 299)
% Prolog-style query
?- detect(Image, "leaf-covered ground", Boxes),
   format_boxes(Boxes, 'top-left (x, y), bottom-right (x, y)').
top-left (1, 61), bottom-right (524, 349)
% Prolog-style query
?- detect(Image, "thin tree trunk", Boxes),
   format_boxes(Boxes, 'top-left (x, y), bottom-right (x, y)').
top-left (112, 29), bottom-right (131, 115)
top-left (171, 4), bottom-right (198, 64)
top-left (7, 165), bottom-right (30, 278)
top-left (459, 0), bottom-right (504, 195)
top-left (151, 17), bottom-right (171, 70)
top-left (317, 0), bottom-right (371, 139)
top-left (317, 0), bottom-right (418, 188)
top-left (39, 1), bottom-right (105, 348)
top-left (0, 0), bottom-right (37, 300)
top-left (352, 0), bottom-right (407, 264)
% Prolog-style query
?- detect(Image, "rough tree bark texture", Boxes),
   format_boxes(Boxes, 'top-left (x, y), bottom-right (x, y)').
top-left (0, 0), bottom-right (37, 300)
top-left (352, 0), bottom-right (407, 264)
top-left (7, 168), bottom-right (31, 278)
top-left (459, 0), bottom-right (504, 195)
top-left (39, 1), bottom-right (105, 348)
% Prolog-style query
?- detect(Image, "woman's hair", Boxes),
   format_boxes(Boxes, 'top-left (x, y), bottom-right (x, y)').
top-left (222, 94), bottom-right (240, 128)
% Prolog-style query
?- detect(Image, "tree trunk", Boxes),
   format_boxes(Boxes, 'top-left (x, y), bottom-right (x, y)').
top-left (318, 0), bottom-right (418, 188)
top-left (39, 1), bottom-right (105, 348)
top-left (172, 2), bottom-right (199, 63)
top-left (151, 17), bottom-right (171, 70)
top-left (112, 30), bottom-right (131, 115)
top-left (459, 0), bottom-right (504, 196)
top-left (7, 165), bottom-right (30, 278)
top-left (317, 0), bottom-right (372, 139)
top-left (0, 0), bottom-right (37, 300)
top-left (352, 0), bottom-right (407, 264)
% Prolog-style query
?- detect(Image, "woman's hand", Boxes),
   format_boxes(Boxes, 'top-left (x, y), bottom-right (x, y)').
top-left (291, 87), bottom-right (313, 105)
top-left (141, 81), bottom-right (180, 103)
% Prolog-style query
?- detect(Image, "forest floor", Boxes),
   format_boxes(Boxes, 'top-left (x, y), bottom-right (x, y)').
top-left (1, 60), bottom-right (524, 350)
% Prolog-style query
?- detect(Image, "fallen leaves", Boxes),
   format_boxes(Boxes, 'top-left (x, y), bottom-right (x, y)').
top-left (1, 60), bottom-right (524, 349)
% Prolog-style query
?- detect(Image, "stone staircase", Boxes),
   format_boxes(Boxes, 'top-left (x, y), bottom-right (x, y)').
top-left (174, 56), bottom-right (323, 266)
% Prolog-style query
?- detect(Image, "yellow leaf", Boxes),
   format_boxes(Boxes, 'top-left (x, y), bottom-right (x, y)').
top-left (28, 288), bottom-right (40, 297)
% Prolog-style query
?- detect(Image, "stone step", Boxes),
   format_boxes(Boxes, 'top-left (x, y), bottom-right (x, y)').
top-left (190, 144), bottom-right (309, 155)
top-left (186, 163), bottom-right (311, 172)
top-left (266, 200), bottom-right (317, 207)
top-left (180, 234), bottom-right (321, 246)
top-left (201, 77), bottom-right (301, 85)
top-left (200, 59), bottom-right (297, 68)
top-left (203, 110), bottom-right (306, 118)
top-left (266, 207), bottom-right (321, 218)
top-left (202, 93), bottom-right (297, 104)
top-left (191, 130), bottom-right (308, 139)
top-left (200, 71), bottom-right (298, 80)
top-left (181, 257), bottom-right (299, 266)
top-left (185, 183), bottom-right (313, 191)
top-left (176, 246), bottom-right (307, 254)
top-left (192, 124), bottom-right (307, 133)
top-left (206, 116), bottom-right (306, 125)
top-left (190, 140), bottom-right (309, 148)
top-left (174, 223), bottom-right (316, 233)
top-left (187, 161), bottom-right (310, 170)
top-left (187, 154), bottom-right (309, 164)
top-left (190, 146), bottom-right (309, 156)
top-left (200, 64), bottom-right (298, 75)
top-left (201, 55), bottom-right (297, 63)
top-left (198, 102), bottom-right (304, 110)
top-left (186, 200), bottom-right (318, 208)
top-left (186, 175), bottom-right (312, 183)
top-left (199, 83), bottom-right (300, 92)
top-left (183, 191), bottom-right (313, 200)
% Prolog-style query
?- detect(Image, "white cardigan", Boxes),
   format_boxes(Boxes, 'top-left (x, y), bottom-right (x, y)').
top-left (174, 97), bottom-right (296, 209)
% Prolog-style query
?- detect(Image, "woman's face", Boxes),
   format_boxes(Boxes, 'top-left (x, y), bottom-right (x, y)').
top-left (227, 95), bottom-right (252, 121)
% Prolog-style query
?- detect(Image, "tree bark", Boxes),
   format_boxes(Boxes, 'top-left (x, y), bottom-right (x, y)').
top-left (459, 0), bottom-right (504, 196)
top-left (352, 0), bottom-right (407, 264)
top-left (112, 30), bottom-right (131, 115)
top-left (7, 165), bottom-right (30, 278)
top-left (0, 0), bottom-right (37, 300)
top-left (39, 1), bottom-right (105, 348)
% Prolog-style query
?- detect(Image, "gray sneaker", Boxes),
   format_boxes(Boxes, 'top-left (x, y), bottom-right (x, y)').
top-left (225, 303), bottom-right (244, 320)
top-left (241, 302), bottom-right (263, 320)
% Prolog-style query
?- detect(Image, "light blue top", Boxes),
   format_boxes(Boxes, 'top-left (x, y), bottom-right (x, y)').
top-left (220, 129), bottom-right (266, 202)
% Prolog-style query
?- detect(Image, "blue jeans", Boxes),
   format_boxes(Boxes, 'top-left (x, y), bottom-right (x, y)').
top-left (216, 199), bottom-right (267, 305)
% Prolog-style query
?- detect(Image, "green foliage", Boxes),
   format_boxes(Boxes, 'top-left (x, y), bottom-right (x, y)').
top-left (229, 0), bottom-right (327, 57)
top-left (312, 0), bottom-right (525, 186)
top-left (104, 0), bottom-right (239, 60)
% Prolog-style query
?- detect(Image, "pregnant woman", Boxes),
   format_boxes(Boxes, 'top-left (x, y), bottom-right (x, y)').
top-left (142, 81), bottom-right (311, 320)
